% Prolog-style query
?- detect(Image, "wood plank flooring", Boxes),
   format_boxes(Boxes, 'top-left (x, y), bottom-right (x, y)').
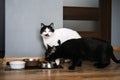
top-left (0, 52), bottom-right (120, 80)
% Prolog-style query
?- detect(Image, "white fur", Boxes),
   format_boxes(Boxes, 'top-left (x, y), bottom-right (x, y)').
top-left (41, 28), bottom-right (82, 48)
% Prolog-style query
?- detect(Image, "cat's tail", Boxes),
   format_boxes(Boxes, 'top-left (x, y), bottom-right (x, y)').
top-left (110, 46), bottom-right (120, 63)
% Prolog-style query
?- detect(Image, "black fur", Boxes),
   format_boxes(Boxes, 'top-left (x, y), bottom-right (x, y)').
top-left (45, 37), bottom-right (120, 70)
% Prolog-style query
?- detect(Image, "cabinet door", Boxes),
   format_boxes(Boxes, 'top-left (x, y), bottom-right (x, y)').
top-left (63, 0), bottom-right (111, 42)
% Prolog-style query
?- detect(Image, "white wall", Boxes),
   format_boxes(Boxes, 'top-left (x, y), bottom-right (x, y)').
top-left (5, 0), bottom-right (63, 57)
top-left (111, 0), bottom-right (120, 46)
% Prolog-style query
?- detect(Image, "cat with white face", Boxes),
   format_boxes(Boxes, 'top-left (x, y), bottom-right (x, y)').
top-left (40, 23), bottom-right (82, 49)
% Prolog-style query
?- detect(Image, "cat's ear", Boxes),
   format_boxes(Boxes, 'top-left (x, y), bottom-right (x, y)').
top-left (58, 40), bottom-right (61, 46)
top-left (52, 46), bottom-right (56, 52)
top-left (53, 46), bottom-right (56, 49)
top-left (41, 23), bottom-right (45, 27)
top-left (50, 23), bottom-right (54, 27)
top-left (47, 44), bottom-right (51, 49)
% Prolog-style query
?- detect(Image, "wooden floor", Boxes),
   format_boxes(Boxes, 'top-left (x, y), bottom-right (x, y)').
top-left (0, 52), bottom-right (120, 80)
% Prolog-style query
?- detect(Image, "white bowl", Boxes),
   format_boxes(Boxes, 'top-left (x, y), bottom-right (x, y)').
top-left (9, 61), bottom-right (26, 69)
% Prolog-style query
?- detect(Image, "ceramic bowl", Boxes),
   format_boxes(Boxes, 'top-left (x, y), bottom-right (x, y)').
top-left (23, 58), bottom-right (39, 67)
top-left (9, 61), bottom-right (26, 69)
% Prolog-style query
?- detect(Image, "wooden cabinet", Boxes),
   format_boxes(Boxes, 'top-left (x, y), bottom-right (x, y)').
top-left (63, 0), bottom-right (111, 42)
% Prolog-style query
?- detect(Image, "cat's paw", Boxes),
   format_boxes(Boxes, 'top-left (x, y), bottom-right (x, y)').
top-left (94, 63), bottom-right (109, 68)
top-left (94, 63), bottom-right (99, 67)
top-left (76, 63), bottom-right (82, 67)
top-left (68, 66), bottom-right (75, 70)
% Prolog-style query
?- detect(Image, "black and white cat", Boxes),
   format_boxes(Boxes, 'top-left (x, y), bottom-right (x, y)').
top-left (40, 23), bottom-right (81, 48)
top-left (45, 37), bottom-right (120, 70)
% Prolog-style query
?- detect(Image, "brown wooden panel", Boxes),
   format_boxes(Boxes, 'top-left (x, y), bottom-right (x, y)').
top-left (63, 7), bottom-right (99, 20)
top-left (78, 31), bottom-right (102, 39)
top-left (99, 0), bottom-right (111, 42)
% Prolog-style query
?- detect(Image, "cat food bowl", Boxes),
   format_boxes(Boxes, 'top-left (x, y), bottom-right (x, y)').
top-left (23, 58), bottom-right (39, 67)
top-left (40, 62), bottom-right (55, 68)
top-left (9, 61), bottom-right (26, 69)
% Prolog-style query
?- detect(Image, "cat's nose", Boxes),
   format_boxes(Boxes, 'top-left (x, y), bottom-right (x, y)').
top-left (45, 34), bottom-right (49, 36)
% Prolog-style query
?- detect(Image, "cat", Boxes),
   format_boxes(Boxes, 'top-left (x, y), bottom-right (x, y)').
top-left (40, 23), bottom-right (81, 49)
top-left (45, 37), bottom-right (120, 70)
